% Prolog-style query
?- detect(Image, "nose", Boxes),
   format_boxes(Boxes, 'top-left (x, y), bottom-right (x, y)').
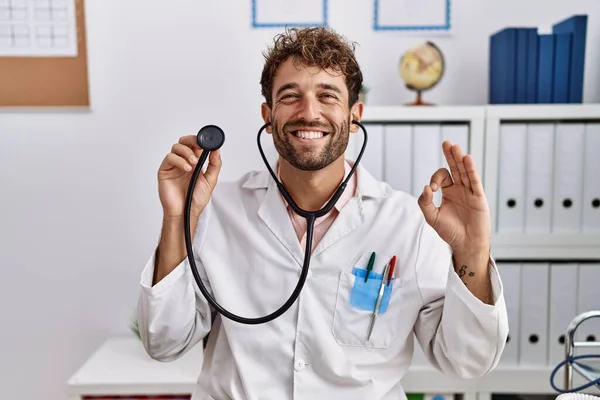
top-left (297, 96), bottom-right (321, 122)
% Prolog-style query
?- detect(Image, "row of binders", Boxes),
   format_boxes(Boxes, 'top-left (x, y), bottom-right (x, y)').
top-left (409, 262), bottom-right (600, 368)
top-left (346, 122), bottom-right (469, 208)
top-left (346, 122), bottom-right (600, 234)
top-left (497, 122), bottom-right (600, 234)
top-left (489, 15), bottom-right (587, 104)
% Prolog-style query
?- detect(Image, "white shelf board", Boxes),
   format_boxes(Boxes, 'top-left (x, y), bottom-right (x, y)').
top-left (486, 104), bottom-right (600, 120)
top-left (362, 105), bottom-right (485, 122)
top-left (67, 336), bottom-right (204, 396)
top-left (491, 234), bottom-right (600, 260)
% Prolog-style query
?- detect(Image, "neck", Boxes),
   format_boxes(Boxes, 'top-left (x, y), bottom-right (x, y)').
top-left (278, 157), bottom-right (346, 211)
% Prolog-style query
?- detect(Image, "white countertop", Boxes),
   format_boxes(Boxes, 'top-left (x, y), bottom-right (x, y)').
top-left (67, 336), bottom-right (204, 397)
top-left (67, 336), bottom-right (592, 397)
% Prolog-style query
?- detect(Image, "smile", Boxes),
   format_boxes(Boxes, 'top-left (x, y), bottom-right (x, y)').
top-left (292, 130), bottom-right (328, 140)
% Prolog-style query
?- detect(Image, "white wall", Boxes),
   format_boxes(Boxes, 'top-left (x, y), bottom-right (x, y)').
top-left (0, 0), bottom-right (598, 399)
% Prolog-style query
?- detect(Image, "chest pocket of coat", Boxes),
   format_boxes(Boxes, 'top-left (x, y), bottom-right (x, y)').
top-left (332, 266), bottom-right (402, 349)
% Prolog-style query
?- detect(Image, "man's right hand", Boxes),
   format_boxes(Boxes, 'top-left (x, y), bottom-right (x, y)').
top-left (153, 135), bottom-right (222, 285)
top-left (158, 135), bottom-right (222, 219)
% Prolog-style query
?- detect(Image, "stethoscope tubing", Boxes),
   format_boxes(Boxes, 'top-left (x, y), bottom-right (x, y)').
top-left (184, 120), bottom-right (368, 324)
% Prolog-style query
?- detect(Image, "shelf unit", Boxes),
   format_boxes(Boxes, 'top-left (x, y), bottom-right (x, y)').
top-left (483, 104), bottom-right (600, 261)
top-left (361, 104), bottom-right (600, 261)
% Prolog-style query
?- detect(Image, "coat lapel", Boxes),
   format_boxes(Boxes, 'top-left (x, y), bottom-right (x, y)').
top-left (246, 169), bottom-right (306, 267)
top-left (310, 163), bottom-right (384, 258)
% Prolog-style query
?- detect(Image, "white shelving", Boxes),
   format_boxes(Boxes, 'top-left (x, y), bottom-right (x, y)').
top-left (483, 104), bottom-right (600, 261)
top-left (360, 104), bottom-right (600, 261)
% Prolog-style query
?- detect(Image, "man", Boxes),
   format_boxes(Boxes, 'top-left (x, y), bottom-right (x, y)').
top-left (137, 27), bottom-right (508, 400)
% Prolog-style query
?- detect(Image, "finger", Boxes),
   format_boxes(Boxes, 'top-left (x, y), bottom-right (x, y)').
top-left (442, 141), bottom-right (461, 185)
top-left (464, 154), bottom-right (485, 196)
top-left (451, 144), bottom-right (471, 189)
top-left (203, 149), bottom-right (222, 188)
top-left (429, 167), bottom-right (453, 192)
top-left (417, 184), bottom-right (439, 226)
top-left (171, 143), bottom-right (199, 165)
top-left (162, 152), bottom-right (193, 172)
top-left (178, 135), bottom-right (204, 158)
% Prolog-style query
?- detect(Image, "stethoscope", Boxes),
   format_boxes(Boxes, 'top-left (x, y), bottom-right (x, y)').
top-left (184, 120), bottom-right (368, 324)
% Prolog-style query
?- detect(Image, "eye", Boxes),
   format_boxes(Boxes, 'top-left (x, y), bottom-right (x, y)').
top-left (279, 93), bottom-right (299, 102)
top-left (320, 93), bottom-right (338, 100)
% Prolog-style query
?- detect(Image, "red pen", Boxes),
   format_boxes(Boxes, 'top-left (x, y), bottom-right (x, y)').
top-left (387, 256), bottom-right (396, 285)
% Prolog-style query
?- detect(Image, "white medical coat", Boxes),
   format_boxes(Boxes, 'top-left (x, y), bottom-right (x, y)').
top-left (136, 162), bottom-right (509, 400)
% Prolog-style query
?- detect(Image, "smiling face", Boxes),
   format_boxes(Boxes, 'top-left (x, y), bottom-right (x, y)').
top-left (262, 57), bottom-right (363, 171)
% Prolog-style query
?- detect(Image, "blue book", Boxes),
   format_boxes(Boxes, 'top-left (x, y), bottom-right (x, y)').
top-left (537, 34), bottom-right (555, 103)
top-left (552, 15), bottom-right (588, 103)
top-left (494, 28), bottom-right (518, 103)
top-left (552, 32), bottom-right (573, 103)
top-left (525, 29), bottom-right (538, 103)
top-left (515, 28), bottom-right (534, 103)
top-left (489, 33), bottom-right (499, 103)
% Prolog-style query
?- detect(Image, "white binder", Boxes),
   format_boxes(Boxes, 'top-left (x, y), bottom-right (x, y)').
top-left (575, 263), bottom-right (600, 356)
top-left (412, 124), bottom-right (442, 205)
top-left (519, 263), bottom-right (549, 366)
top-left (497, 123), bottom-right (527, 233)
top-left (498, 263), bottom-right (521, 367)
top-left (552, 123), bottom-right (585, 233)
top-left (524, 123), bottom-right (555, 234)
top-left (582, 123), bottom-right (600, 232)
top-left (359, 124), bottom-right (384, 181)
top-left (383, 125), bottom-right (413, 194)
top-left (548, 263), bottom-right (578, 365)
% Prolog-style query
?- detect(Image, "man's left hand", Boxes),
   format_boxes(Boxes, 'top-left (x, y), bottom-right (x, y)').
top-left (417, 141), bottom-right (493, 304)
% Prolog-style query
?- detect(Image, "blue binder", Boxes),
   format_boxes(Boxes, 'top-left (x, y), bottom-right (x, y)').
top-left (536, 34), bottom-right (555, 104)
top-left (489, 28), bottom-right (518, 103)
top-left (552, 33), bottom-right (573, 103)
top-left (525, 29), bottom-right (538, 103)
top-left (552, 15), bottom-right (588, 103)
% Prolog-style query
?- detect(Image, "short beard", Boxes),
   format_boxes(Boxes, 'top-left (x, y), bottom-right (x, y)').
top-left (271, 117), bottom-right (350, 171)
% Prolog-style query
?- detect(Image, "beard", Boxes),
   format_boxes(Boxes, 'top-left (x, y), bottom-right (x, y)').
top-left (270, 116), bottom-right (350, 171)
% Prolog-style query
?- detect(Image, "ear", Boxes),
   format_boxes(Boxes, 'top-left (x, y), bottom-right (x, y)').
top-left (261, 102), bottom-right (273, 134)
top-left (349, 100), bottom-right (364, 133)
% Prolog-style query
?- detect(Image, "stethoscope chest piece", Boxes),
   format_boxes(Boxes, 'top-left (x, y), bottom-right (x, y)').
top-left (197, 125), bottom-right (225, 151)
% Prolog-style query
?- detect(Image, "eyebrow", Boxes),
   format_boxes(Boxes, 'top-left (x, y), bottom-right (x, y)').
top-left (275, 82), bottom-right (343, 98)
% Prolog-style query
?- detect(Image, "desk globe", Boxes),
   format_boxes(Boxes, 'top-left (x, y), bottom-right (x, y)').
top-left (399, 41), bottom-right (445, 106)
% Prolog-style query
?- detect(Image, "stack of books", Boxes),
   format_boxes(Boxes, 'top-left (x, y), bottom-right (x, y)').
top-left (488, 15), bottom-right (587, 104)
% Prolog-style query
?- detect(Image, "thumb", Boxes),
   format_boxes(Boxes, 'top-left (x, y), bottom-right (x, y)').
top-left (418, 184), bottom-right (438, 226)
top-left (203, 149), bottom-right (222, 188)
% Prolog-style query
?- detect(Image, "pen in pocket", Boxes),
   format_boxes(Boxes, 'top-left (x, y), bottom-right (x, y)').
top-left (364, 251), bottom-right (376, 282)
top-left (387, 255), bottom-right (396, 285)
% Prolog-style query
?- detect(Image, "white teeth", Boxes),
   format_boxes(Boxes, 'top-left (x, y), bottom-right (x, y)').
top-left (295, 130), bottom-right (324, 140)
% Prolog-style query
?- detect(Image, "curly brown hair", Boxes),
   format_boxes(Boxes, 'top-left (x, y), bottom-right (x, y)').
top-left (260, 26), bottom-right (363, 108)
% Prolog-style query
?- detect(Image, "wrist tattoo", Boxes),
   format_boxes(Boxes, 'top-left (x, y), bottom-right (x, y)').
top-left (457, 265), bottom-right (475, 279)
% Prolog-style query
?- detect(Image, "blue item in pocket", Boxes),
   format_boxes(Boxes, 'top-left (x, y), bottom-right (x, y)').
top-left (350, 267), bottom-right (394, 313)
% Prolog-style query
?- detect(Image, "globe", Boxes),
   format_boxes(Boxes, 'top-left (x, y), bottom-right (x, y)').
top-left (398, 41), bottom-right (445, 105)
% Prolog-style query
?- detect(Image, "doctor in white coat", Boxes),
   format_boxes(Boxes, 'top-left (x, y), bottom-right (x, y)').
top-left (136, 26), bottom-right (509, 400)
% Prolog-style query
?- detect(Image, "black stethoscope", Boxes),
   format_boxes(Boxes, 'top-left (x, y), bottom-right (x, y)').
top-left (184, 120), bottom-right (368, 324)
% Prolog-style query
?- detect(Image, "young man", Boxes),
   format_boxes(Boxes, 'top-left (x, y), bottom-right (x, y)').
top-left (137, 27), bottom-right (508, 400)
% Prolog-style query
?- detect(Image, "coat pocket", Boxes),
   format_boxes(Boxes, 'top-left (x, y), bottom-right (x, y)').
top-left (332, 269), bottom-right (401, 349)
